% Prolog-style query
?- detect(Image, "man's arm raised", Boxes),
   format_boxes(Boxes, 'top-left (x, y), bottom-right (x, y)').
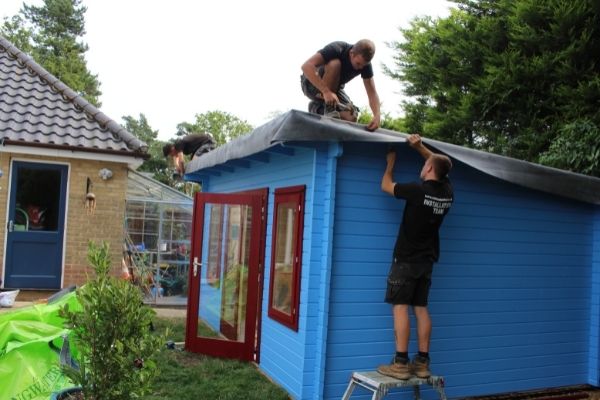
top-left (407, 134), bottom-right (433, 159)
top-left (381, 149), bottom-right (397, 196)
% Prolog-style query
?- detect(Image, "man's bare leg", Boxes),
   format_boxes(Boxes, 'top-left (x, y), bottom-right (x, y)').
top-left (321, 59), bottom-right (341, 94)
top-left (413, 306), bottom-right (431, 352)
top-left (321, 60), bottom-right (357, 121)
top-left (378, 304), bottom-right (412, 380)
top-left (393, 304), bottom-right (410, 352)
top-left (412, 305), bottom-right (432, 378)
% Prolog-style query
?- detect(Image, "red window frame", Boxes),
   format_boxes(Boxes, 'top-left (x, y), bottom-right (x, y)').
top-left (267, 185), bottom-right (305, 331)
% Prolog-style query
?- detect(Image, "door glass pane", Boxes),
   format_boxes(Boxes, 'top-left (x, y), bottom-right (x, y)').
top-left (197, 203), bottom-right (252, 342)
top-left (15, 167), bottom-right (61, 231)
top-left (207, 205), bottom-right (223, 287)
top-left (272, 202), bottom-right (297, 315)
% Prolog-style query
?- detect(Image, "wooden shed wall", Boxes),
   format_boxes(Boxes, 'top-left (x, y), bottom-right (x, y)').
top-left (200, 145), bottom-right (326, 399)
top-left (590, 209), bottom-right (600, 384)
top-left (323, 142), bottom-right (594, 399)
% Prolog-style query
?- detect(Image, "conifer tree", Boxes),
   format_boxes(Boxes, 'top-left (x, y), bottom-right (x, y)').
top-left (1, 0), bottom-right (102, 106)
top-left (387, 0), bottom-right (600, 176)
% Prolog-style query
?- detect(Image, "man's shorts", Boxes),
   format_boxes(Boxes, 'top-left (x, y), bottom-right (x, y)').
top-left (300, 74), bottom-right (359, 116)
top-left (384, 260), bottom-right (433, 306)
top-left (193, 142), bottom-right (215, 158)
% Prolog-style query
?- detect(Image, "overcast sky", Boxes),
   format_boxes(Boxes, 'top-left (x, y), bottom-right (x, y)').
top-left (2, 1), bottom-right (452, 140)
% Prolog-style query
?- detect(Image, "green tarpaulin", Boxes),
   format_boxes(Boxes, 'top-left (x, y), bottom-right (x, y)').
top-left (0, 292), bottom-right (80, 400)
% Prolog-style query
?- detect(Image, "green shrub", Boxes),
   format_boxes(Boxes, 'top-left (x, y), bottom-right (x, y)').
top-left (539, 119), bottom-right (600, 177)
top-left (60, 241), bottom-right (164, 399)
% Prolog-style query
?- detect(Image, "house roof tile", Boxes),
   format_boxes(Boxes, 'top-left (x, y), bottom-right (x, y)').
top-left (0, 36), bottom-right (147, 157)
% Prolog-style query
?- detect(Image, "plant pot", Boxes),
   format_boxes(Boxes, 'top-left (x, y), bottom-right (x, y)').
top-left (50, 387), bottom-right (82, 400)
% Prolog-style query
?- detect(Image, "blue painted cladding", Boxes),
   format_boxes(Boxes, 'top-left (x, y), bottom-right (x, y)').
top-left (324, 142), bottom-right (594, 400)
top-left (590, 207), bottom-right (600, 385)
top-left (200, 146), bottom-right (325, 399)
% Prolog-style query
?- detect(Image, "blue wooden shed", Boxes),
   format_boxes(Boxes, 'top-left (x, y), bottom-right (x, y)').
top-left (182, 110), bottom-right (600, 400)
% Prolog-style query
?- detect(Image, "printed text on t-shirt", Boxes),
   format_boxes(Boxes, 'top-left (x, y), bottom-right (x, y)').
top-left (423, 194), bottom-right (452, 215)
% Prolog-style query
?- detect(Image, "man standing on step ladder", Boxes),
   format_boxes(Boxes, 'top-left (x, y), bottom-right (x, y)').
top-left (378, 134), bottom-right (454, 380)
top-left (300, 39), bottom-right (381, 131)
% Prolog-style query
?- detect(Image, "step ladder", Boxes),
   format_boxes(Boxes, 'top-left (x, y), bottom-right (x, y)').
top-left (342, 371), bottom-right (447, 400)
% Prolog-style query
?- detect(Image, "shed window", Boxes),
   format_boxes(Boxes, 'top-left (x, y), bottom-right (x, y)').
top-left (268, 186), bottom-right (305, 330)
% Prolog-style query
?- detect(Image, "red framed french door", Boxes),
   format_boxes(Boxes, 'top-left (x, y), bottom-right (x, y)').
top-left (185, 190), bottom-right (266, 361)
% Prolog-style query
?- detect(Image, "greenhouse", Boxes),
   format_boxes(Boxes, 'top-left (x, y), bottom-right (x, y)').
top-left (124, 170), bottom-right (193, 306)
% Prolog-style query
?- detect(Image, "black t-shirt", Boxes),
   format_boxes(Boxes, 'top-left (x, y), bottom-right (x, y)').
top-left (393, 178), bottom-right (453, 263)
top-left (318, 41), bottom-right (374, 86)
top-left (174, 134), bottom-right (214, 156)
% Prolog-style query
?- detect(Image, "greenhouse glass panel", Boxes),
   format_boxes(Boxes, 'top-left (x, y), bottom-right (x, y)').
top-left (125, 170), bottom-right (194, 307)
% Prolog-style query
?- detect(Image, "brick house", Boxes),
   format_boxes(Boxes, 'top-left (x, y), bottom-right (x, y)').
top-left (0, 37), bottom-right (147, 291)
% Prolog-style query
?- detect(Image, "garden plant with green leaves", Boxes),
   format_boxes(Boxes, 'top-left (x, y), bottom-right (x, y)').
top-left (59, 241), bottom-right (164, 400)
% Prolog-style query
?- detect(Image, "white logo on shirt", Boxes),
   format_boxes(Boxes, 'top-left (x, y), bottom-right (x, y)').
top-left (423, 194), bottom-right (452, 215)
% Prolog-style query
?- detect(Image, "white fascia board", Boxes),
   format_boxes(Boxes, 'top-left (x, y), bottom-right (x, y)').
top-left (0, 144), bottom-right (144, 168)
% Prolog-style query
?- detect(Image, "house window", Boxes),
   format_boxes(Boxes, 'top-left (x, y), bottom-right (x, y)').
top-left (268, 185), bottom-right (305, 330)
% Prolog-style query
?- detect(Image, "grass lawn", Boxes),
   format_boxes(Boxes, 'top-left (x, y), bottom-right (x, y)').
top-left (146, 317), bottom-right (290, 400)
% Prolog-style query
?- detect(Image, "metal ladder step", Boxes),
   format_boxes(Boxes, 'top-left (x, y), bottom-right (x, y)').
top-left (342, 371), bottom-right (447, 400)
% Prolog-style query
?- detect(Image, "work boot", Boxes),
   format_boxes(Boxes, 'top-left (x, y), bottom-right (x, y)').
top-left (377, 357), bottom-right (411, 380)
top-left (308, 100), bottom-right (321, 114)
top-left (324, 104), bottom-right (341, 119)
top-left (411, 355), bottom-right (431, 378)
top-left (325, 110), bottom-right (340, 119)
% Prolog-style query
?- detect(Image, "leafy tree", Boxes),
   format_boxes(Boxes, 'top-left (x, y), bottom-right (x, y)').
top-left (358, 109), bottom-right (407, 132)
top-left (176, 110), bottom-right (253, 145)
top-left (121, 114), bottom-right (175, 185)
top-left (1, 14), bottom-right (33, 53)
top-left (539, 119), bottom-right (600, 177)
top-left (386, 0), bottom-right (600, 176)
top-left (122, 114), bottom-right (198, 195)
top-left (1, 0), bottom-right (101, 106)
top-left (122, 114), bottom-right (158, 147)
top-left (165, 110), bottom-right (253, 195)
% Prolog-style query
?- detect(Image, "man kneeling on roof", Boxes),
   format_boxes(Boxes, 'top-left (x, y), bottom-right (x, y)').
top-left (162, 133), bottom-right (216, 177)
top-left (300, 39), bottom-right (381, 131)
